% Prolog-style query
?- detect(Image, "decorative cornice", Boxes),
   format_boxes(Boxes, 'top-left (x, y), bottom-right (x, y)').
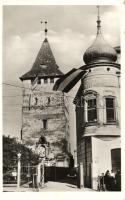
top-left (80, 62), bottom-right (120, 70)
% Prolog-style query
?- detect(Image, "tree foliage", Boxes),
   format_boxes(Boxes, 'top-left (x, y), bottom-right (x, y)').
top-left (3, 135), bottom-right (39, 172)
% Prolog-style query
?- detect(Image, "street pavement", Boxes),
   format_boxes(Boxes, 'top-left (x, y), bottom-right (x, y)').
top-left (3, 180), bottom-right (95, 192)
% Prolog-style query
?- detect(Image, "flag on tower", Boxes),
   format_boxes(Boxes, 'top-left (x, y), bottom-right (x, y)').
top-left (53, 68), bottom-right (87, 93)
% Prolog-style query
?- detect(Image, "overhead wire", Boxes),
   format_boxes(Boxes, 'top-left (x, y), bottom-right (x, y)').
top-left (2, 82), bottom-right (76, 99)
top-left (2, 81), bottom-right (76, 118)
top-left (3, 95), bottom-right (22, 98)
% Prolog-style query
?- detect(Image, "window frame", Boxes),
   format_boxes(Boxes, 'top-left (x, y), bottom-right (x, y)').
top-left (43, 119), bottom-right (48, 130)
top-left (105, 96), bottom-right (116, 123)
top-left (84, 90), bottom-right (98, 125)
top-left (87, 98), bottom-right (97, 123)
top-left (37, 79), bottom-right (41, 84)
top-left (44, 78), bottom-right (48, 84)
top-left (50, 78), bottom-right (54, 83)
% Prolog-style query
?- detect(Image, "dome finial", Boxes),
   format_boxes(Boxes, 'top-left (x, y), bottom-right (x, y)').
top-left (97, 6), bottom-right (101, 35)
top-left (83, 6), bottom-right (117, 64)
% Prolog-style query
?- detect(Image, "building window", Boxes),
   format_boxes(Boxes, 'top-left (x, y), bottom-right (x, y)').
top-left (47, 97), bottom-right (51, 105)
top-left (35, 97), bottom-right (38, 105)
top-left (43, 119), bottom-right (48, 130)
top-left (107, 68), bottom-right (110, 71)
top-left (44, 78), bottom-right (48, 84)
top-left (50, 78), bottom-right (54, 83)
top-left (106, 97), bottom-right (115, 122)
top-left (87, 98), bottom-right (97, 122)
top-left (37, 79), bottom-right (41, 84)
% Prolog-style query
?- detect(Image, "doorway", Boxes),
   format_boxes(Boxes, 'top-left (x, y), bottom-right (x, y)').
top-left (111, 148), bottom-right (121, 172)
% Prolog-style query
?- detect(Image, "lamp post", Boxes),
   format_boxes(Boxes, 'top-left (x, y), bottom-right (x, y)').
top-left (73, 150), bottom-right (84, 189)
top-left (17, 152), bottom-right (21, 190)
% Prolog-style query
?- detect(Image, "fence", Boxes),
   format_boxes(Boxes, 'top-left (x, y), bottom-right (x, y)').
top-left (3, 164), bottom-right (38, 188)
top-left (3, 160), bottom-right (81, 190)
top-left (3, 166), bottom-right (18, 184)
top-left (20, 165), bottom-right (37, 185)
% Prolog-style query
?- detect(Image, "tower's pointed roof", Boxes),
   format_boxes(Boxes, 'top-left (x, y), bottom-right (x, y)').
top-left (20, 38), bottom-right (63, 81)
top-left (83, 6), bottom-right (117, 65)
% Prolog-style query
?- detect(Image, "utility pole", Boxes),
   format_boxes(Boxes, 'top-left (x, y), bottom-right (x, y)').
top-left (37, 159), bottom-right (41, 187)
top-left (17, 152), bottom-right (21, 190)
top-left (77, 162), bottom-right (84, 189)
top-left (41, 159), bottom-right (45, 188)
top-left (74, 150), bottom-right (77, 168)
top-left (37, 158), bottom-right (45, 188)
top-left (79, 162), bottom-right (84, 188)
top-left (36, 144), bottom-right (46, 188)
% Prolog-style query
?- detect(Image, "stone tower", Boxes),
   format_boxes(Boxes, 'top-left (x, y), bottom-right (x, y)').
top-left (74, 7), bottom-right (120, 189)
top-left (20, 32), bottom-right (69, 164)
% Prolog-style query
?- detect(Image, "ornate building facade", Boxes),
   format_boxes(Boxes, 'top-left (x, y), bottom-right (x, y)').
top-left (74, 10), bottom-right (120, 189)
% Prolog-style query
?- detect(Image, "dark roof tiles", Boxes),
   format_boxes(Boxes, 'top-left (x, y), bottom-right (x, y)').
top-left (20, 38), bottom-right (63, 81)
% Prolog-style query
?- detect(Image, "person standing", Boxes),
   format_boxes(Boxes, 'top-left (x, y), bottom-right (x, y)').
top-left (100, 173), bottom-right (105, 191)
top-left (110, 173), bottom-right (116, 191)
top-left (115, 170), bottom-right (121, 191)
top-left (111, 169), bottom-right (115, 178)
top-left (104, 170), bottom-right (112, 191)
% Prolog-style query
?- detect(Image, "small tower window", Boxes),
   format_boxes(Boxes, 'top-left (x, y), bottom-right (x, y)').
top-left (106, 97), bottom-right (115, 122)
top-left (47, 97), bottom-right (51, 105)
top-left (87, 98), bottom-right (97, 123)
top-left (44, 78), bottom-right (48, 84)
top-left (37, 79), bottom-right (41, 84)
top-left (50, 78), bottom-right (54, 83)
top-left (43, 119), bottom-right (48, 130)
top-left (107, 68), bottom-right (110, 71)
top-left (35, 97), bottom-right (38, 105)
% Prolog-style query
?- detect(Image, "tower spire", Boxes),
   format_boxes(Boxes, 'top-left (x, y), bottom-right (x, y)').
top-left (96, 6), bottom-right (101, 35)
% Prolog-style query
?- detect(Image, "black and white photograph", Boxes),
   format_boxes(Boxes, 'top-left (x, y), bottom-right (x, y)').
top-left (2, 2), bottom-right (123, 194)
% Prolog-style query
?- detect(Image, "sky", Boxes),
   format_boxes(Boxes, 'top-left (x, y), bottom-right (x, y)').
top-left (2, 5), bottom-right (120, 138)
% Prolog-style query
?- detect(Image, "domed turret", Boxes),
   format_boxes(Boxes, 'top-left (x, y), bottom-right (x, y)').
top-left (83, 6), bottom-right (117, 65)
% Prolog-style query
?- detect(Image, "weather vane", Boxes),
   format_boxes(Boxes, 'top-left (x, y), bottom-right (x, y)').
top-left (40, 21), bottom-right (48, 37)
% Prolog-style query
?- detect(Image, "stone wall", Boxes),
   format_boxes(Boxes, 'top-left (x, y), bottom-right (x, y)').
top-left (22, 86), bottom-right (68, 157)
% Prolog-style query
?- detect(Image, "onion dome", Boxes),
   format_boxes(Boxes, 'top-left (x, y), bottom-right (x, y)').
top-left (83, 6), bottom-right (117, 65)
